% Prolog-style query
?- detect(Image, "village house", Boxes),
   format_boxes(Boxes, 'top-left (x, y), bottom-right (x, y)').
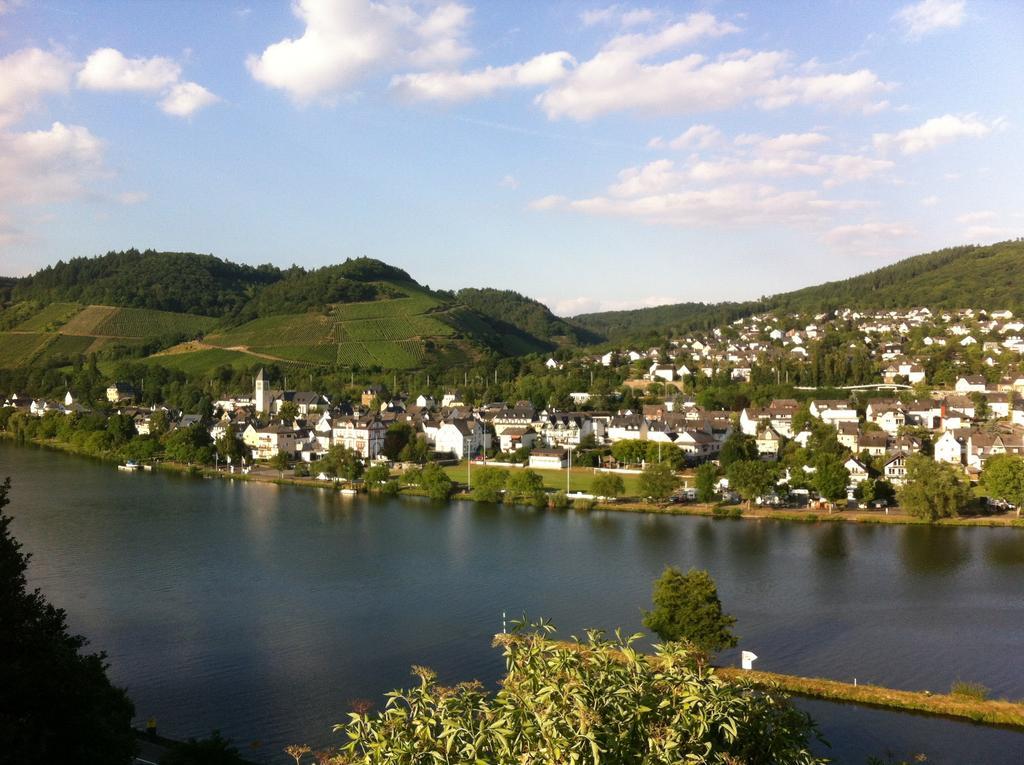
top-left (882, 453), bottom-right (909, 485)
top-left (528, 447), bottom-right (568, 470)
top-left (243, 423), bottom-right (299, 460)
top-left (332, 415), bottom-right (387, 459)
top-left (809, 400), bottom-right (859, 428)
top-left (435, 419), bottom-right (491, 460)
top-left (106, 381), bottom-right (136, 403)
top-left (755, 425), bottom-right (783, 460)
top-left (498, 426), bottom-right (537, 454)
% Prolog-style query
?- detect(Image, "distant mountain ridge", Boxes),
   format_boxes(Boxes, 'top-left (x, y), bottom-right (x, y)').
top-left (573, 240), bottom-right (1024, 342)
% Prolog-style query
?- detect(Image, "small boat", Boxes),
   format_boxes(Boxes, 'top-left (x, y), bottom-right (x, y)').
top-left (117, 461), bottom-right (140, 471)
top-left (338, 487), bottom-right (358, 496)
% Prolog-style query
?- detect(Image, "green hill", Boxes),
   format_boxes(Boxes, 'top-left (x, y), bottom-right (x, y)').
top-left (0, 251), bottom-right (556, 373)
top-left (574, 240), bottom-right (1024, 342)
top-left (454, 288), bottom-right (602, 349)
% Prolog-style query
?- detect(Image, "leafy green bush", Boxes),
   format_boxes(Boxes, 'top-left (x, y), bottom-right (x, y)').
top-left (329, 624), bottom-right (824, 764)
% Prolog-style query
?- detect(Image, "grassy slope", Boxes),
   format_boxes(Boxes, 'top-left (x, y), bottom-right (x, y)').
top-left (574, 240), bottom-right (1024, 341)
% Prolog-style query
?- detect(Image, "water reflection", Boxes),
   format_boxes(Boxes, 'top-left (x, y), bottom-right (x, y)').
top-left (984, 536), bottom-right (1024, 567)
top-left (899, 526), bottom-right (970, 574)
top-left (814, 524), bottom-right (849, 561)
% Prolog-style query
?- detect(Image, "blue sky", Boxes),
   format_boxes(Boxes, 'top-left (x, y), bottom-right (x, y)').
top-left (0, 0), bottom-right (1021, 314)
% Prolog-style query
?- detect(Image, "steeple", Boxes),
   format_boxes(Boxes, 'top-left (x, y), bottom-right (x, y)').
top-left (255, 368), bottom-right (268, 414)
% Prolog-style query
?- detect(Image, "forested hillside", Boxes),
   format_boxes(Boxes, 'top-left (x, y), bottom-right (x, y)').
top-left (455, 288), bottom-right (602, 348)
top-left (574, 240), bottom-right (1024, 342)
top-left (11, 250), bottom-right (279, 317)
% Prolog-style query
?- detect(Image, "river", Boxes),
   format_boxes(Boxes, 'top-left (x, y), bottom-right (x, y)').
top-left (2, 440), bottom-right (1023, 763)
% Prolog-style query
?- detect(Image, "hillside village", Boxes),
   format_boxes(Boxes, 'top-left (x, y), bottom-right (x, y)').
top-left (4, 303), bottom-right (1023, 511)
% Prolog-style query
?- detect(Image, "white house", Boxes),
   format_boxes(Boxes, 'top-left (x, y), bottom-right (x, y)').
top-left (528, 448), bottom-right (567, 469)
top-left (436, 419), bottom-right (491, 459)
top-left (331, 416), bottom-right (387, 459)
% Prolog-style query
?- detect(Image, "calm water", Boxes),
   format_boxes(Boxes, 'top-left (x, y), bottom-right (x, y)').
top-left (3, 440), bottom-right (1023, 764)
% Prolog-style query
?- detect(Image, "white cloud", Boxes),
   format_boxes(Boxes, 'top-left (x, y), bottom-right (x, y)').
top-left (537, 183), bottom-right (861, 229)
top-left (818, 154), bottom-right (895, 187)
top-left (528, 195), bottom-right (568, 211)
top-left (0, 48), bottom-right (77, 128)
top-left (247, 0), bottom-right (473, 103)
top-left (159, 82), bottom-right (219, 117)
top-left (581, 5), bottom-right (656, 28)
top-left (117, 191), bottom-right (149, 205)
top-left (964, 225), bottom-right (1012, 241)
top-left (650, 124), bottom-right (723, 151)
top-left (77, 48), bottom-right (181, 92)
top-left (391, 51), bottom-right (574, 102)
top-left (874, 113), bottom-right (1000, 154)
top-left (920, 195), bottom-right (940, 206)
top-left (498, 174), bottom-right (519, 189)
top-left (626, 131), bottom-right (891, 190)
top-left (74, 47), bottom-right (218, 118)
top-left (536, 14), bottom-right (892, 120)
top-left (547, 293), bottom-right (672, 316)
top-left (819, 223), bottom-right (917, 256)
top-left (955, 210), bottom-right (995, 224)
top-left (0, 122), bottom-right (106, 205)
top-left (894, 0), bottom-right (966, 40)
top-left (0, 211), bottom-right (27, 249)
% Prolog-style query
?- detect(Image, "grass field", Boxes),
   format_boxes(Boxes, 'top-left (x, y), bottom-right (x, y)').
top-left (91, 306), bottom-right (216, 338)
top-left (443, 462), bottom-right (648, 496)
top-left (138, 348), bottom-right (261, 374)
top-left (202, 285), bottom-right (459, 369)
top-left (32, 333), bottom-right (95, 364)
top-left (15, 302), bottom-right (82, 332)
top-left (0, 332), bottom-right (55, 367)
top-left (60, 305), bottom-right (119, 335)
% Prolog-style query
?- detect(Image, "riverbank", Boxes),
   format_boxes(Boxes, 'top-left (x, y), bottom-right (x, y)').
top-left (7, 433), bottom-right (1023, 529)
top-left (536, 637), bottom-right (1024, 730)
top-left (716, 668), bottom-right (1024, 729)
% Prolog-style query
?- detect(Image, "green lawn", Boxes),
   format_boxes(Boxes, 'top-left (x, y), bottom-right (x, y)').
top-left (442, 462), bottom-right (664, 497)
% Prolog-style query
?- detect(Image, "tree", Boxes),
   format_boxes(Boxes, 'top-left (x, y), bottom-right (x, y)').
top-left (718, 431), bottom-right (759, 468)
top-left (642, 567), bottom-right (738, 654)
top-left (591, 473), bottom-right (625, 500)
top-left (322, 446), bottom-right (364, 481)
top-left (471, 467), bottom-right (508, 503)
top-left (277, 402), bottom-right (300, 422)
top-left (163, 424), bottom-right (214, 465)
top-left (694, 462), bottom-right (719, 503)
top-left (897, 454), bottom-right (970, 521)
top-left (382, 422), bottom-right (414, 460)
top-left (981, 454), bottom-right (1024, 516)
top-left (505, 469), bottom-right (546, 506)
top-left (364, 464), bottom-right (391, 488)
top-left (813, 458), bottom-right (850, 503)
top-left (419, 463), bottom-right (454, 501)
top-left (639, 461), bottom-right (679, 501)
top-left (0, 479), bottom-right (137, 763)
top-left (215, 434), bottom-right (245, 464)
top-left (333, 625), bottom-right (823, 765)
top-left (727, 460), bottom-right (778, 507)
top-left (610, 439), bottom-right (646, 467)
top-left (398, 434), bottom-right (429, 464)
top-left (270, 451), bottom-right (291, 475)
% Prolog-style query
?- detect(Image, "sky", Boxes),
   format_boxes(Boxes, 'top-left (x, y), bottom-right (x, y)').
top-left (0, 0), bottom-right (1021, 315)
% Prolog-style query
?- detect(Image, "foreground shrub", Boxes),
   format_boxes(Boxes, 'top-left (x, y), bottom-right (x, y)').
top-left (329, 623), bottom-right (825, 764)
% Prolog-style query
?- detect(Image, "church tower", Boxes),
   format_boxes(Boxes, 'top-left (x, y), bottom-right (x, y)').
top-left (255, 368), bottom-right (268, 414)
